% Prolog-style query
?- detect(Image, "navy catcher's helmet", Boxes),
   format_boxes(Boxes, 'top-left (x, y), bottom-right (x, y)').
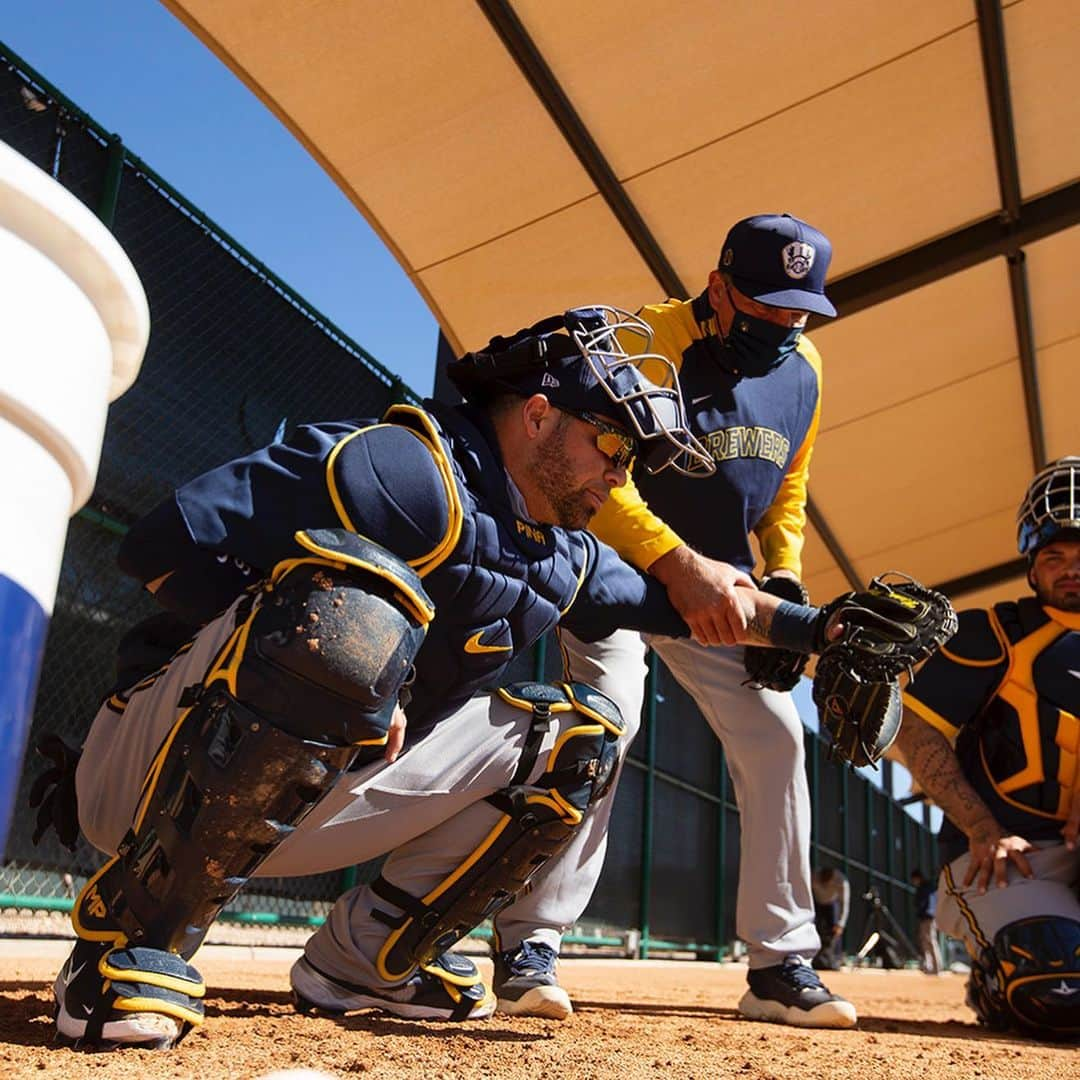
top-left (447, 306), bottom-right (714, 478)
top-left (1017, 456), bottom-right (1080, 558)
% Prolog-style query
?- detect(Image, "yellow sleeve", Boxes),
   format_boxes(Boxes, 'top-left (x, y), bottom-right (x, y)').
top-left (589, 472), bottom-right (685, 572)
top-left (753, 336), bottom-right (823, 578)
top-left (589, 299), bottom-right (697, 570)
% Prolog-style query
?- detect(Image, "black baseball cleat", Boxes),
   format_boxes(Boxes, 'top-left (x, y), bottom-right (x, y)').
top-left (290, 951), bottom-right (495, 1021)
top-left (53, 938), bottom-right (205, 1050)
top-left (738, 955), bottom-right (857, 1028)
top-left (493, 940), bottom-right (572, 1020)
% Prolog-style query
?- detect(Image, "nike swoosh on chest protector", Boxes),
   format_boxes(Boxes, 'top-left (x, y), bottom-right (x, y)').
top-left (463, 631), bottom-right (512, 655)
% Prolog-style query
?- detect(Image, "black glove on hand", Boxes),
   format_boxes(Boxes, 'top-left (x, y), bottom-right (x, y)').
top-left (28, 732), bottom-right (82, 851)
top-left (743, 576), bottom-right (811, 692)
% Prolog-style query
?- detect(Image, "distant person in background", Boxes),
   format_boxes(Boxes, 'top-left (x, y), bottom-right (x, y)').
top-left (811, 866), bottom-right (849, 970)
top-left (910, 868), bottom-right (941, 975)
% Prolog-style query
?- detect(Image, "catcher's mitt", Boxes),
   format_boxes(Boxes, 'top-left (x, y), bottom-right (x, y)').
top-left (811, 572), bottom-right (957, 768)
top-left (743, 576), bottom-right (810, 692)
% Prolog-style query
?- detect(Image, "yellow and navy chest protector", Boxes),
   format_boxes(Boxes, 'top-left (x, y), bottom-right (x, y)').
top-left (118, 400), bottom-right (685, 741)
top-left (903, 598), bottom-right (1080, 861)
top-left (633, 293), bottom-right (820, 570)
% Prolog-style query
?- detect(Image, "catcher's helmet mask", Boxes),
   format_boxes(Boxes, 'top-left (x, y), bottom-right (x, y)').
top-left (447, 306), bottom-right (714, 478)
top-left (1017, 456), bottom-right (1080, 560)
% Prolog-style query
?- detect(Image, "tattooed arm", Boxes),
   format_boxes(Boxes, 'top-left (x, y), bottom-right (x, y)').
top-left (895, 709), bottom-right (1034, 892)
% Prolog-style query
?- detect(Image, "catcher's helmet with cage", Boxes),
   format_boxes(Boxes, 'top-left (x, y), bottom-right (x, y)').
top-left (1017, 456), bottom-right (1080, 559)
top-left (446, 305), bottom-right (714, 478)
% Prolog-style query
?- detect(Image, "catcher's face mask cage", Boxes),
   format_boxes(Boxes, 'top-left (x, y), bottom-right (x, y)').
top-left (1017, 456), bottom-right (1080, 557)
top-left (446, 305), bottom-right (714, 478)
top-left (566, 306), bottom-right (713, 477)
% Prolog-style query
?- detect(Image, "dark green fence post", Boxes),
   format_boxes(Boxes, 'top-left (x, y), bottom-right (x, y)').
top-left (638, 650), bottom-right (659, 958)
top-left (715, 746), bottom-right (728, 959)
top-left (882, 761), bottom-right (895, 910)
top-left (840, 764), bottom-right (850, 880)
top-left (865, 775), bottom-right (874, 889)
top-left (532, 633), bottom-right (548, 681)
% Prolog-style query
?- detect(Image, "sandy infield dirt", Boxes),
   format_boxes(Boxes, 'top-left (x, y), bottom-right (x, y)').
top-left (0, 941), bottom-right (1074, 1079)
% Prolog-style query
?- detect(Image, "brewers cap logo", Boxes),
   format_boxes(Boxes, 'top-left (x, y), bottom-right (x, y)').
top-left (781, 241), bottom-right (815, 280)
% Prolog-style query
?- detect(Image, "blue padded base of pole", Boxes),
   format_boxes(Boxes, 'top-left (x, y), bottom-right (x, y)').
top-left (0, 572), bottom-right (49, 857)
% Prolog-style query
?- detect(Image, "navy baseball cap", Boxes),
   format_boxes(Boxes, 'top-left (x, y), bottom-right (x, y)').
top-left (718, 213), bottom-right (836, 317)
top-left (498, 334), bottom-right (630, 426)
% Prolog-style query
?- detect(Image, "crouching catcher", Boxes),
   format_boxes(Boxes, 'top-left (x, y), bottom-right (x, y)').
top-left (54, 534), bottom-right (431, 1049)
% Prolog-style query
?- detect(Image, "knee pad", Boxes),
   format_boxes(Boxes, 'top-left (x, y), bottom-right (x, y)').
top-left (221, 528), bottom-right (433, 746)
top-left (372, 680), bottom-right (624, 982)
top-left (969, 916), bottom-right (1080, 1038)
top-left (72, 533), bottom-right (432, 959)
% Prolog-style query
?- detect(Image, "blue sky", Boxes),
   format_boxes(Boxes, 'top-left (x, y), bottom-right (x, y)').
top-left (2, 0), bottom-right (441, 396)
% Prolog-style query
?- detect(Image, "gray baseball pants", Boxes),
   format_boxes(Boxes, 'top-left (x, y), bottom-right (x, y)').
top-left (75, 595), bottom-right (624, 989)
top-left (937, 843), bottom-right (1080, 955)
top-left (495, 628), bottom-right (821, 969)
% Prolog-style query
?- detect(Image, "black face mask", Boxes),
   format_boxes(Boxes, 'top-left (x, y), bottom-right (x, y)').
top-left (716, 289), bottom-right (803, 377)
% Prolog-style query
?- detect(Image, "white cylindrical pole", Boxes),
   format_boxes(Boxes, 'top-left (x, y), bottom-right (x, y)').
top-left (0, 139), bottom-right (149, 854)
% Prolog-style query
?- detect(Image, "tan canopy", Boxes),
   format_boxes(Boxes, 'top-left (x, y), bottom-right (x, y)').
top-left (162, 0), bottom-right (1079, 606)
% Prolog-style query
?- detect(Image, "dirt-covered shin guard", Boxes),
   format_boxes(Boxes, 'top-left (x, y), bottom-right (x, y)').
top-left (72, 530), bottom-right (432, 969)
top-left (373, 681), bottom-right (625, 982)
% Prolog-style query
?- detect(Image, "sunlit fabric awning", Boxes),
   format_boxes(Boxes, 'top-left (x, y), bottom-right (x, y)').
top-left (162, 0), bottom-right (1080, 606)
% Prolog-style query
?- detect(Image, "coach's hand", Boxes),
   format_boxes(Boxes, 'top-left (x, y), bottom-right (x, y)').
top-left (964, 817), bottom-right (1034, 894)
top-left (650, 546), bottom-right (755, 646)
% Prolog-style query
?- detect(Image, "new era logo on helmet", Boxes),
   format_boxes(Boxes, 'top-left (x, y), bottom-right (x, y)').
top-left (781, 241), bottom-right (815, 280)
top-left (541, 372), bottom-right (560, 389)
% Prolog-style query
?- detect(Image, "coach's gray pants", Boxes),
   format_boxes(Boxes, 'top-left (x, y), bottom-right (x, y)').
top-left (494, 629), bottom-right (820, 969)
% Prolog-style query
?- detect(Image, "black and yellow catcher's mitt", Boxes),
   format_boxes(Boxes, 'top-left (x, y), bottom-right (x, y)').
top-left (743, 577), bottom-right (810, 692)
top-left (811, 573), bottom-right (958, 768)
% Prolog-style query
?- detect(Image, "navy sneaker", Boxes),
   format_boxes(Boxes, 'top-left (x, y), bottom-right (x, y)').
top-left (739, 955), bottom-right (857, 1028)
top-left (290, 951), bottom-right (495, 1021)
top-left (492, 940), bottom-right (572, 1020)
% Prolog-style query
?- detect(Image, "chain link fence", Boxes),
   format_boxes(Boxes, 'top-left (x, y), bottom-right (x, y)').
top-left (2, 39), bottom-right (937, 960)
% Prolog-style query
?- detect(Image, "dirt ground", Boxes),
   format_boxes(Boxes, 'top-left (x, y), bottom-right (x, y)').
top-left (0, 940), bottom-right (1074, 1080)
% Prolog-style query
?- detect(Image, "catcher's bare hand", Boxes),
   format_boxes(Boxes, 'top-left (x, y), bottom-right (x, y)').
top-left (385, 704), bottom-right (408, 763)
top-left (651, 546), bottom-right (755, 646)
top-left (963, 819), bottom-right (1034, 894)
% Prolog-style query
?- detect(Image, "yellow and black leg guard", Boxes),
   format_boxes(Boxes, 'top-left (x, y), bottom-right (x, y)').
top-left (53, 937), bottom-right (205, 1049)
top-left (373, 681), bottom-right (624, 982)
top-left (967, 916), bottom-right (1080, 1039)
top-left (73, 532), bottom-right (432, 962)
